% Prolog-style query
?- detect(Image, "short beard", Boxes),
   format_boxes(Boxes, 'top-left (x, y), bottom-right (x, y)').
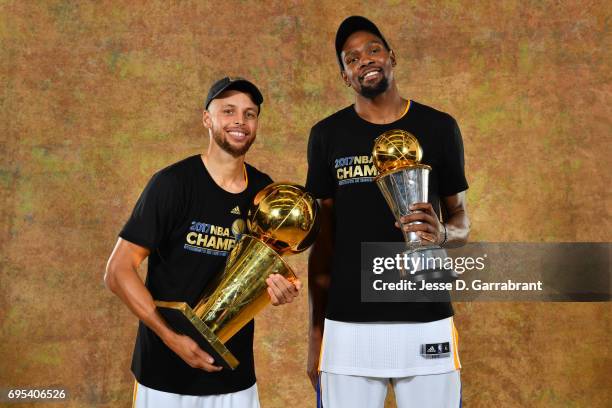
top-left (212, 129), bottom-right (255, 158)
top-left (359, 76), bottom-right (389, 99)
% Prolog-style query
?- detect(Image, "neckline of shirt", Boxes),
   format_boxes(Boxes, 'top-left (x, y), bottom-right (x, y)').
top-left (351, 99), bottom-right (412, 126)
top-left (196, 155), bottom-right (249, 196)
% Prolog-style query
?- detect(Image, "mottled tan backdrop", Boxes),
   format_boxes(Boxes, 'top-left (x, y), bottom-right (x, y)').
top-left (1, 1), bottom-right (610, 407)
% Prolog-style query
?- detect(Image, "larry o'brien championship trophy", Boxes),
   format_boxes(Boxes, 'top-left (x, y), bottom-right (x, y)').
top-left (155, 183), bottom-right (319, 369)
top-left (372, 129), bottom-right (457, 282)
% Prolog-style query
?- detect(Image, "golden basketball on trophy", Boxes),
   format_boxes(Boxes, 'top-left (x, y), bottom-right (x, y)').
top-left (155, 183), bottom-right (319, 369)
top-left (247, 183), bottom-right (320, 254)
top-left (372, 129), bottom-right (424, 174)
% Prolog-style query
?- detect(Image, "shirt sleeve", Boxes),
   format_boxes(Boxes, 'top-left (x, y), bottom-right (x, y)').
top-left (305, 125), bottom-right (334, 199)
top-left (253, 171), bottom-right (273, 193)
top-left (438, 117), bottom-right (469, 197)
top-left (119, 171), bottom-right (180, 251)
top-left (263, 173), bottom-right (274, 187)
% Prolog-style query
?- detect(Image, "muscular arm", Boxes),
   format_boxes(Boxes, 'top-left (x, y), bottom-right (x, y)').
top-left (104, 238), bottom-right (222, 371)
top-left (306, 198), bottom-right (334, 389)
top-left (105, 239), bottom-right (168, 337)
top-left (440, 191), bottom-right (470, 247)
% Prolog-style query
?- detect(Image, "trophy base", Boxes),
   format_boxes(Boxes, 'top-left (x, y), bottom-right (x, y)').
top-left (400, 247), bottom-right (458, 283)
top-left (155, 301), bottom-right (239, 370)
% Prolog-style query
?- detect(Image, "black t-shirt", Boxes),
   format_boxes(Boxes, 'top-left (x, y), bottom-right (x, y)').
top-left (119, 154), bottom-right (273, 396)
top-left (305, 101), bottom-right (468, 323)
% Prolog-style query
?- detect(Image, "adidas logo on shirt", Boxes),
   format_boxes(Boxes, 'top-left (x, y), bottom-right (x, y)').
top-left (231, 206), bottom-right (241, 215)
top-left (421, 342), bottom-right (451, 359)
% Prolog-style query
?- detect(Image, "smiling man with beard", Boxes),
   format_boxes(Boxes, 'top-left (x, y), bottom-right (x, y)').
top-left (306, 17), bottom-right (470, 408)
top-left (105, 77), bottom-right (301, 408)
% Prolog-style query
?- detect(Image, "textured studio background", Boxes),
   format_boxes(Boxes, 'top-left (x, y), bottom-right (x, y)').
top-left (1, 1), bottom-right (610, 407)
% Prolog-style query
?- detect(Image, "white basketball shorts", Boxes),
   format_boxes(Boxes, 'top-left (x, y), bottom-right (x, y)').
top-left (132, 381), bottom-right (260, 408)
top-left (317, 317), bottom-right (462, 407)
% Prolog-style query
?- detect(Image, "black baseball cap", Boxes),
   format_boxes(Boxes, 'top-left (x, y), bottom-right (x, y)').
top-left (204, 76), bottom-right (264, 113)
top-left (335, 16), bottom-right (390, 69)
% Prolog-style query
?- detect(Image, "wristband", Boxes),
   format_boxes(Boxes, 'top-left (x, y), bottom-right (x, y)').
top-left (440, 223), bottom-right (448, 247)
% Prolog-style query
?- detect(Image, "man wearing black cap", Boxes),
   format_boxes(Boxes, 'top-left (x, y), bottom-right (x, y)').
top-left (105, 77), bottom-right (300, 408)
top-left (306, 17), bottom-right (470, 407)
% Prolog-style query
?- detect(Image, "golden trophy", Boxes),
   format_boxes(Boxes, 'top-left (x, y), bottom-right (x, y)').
top-left (155, 183), bottom-right (319, 369)
top-left (373, 129), bottom-right (457, 282)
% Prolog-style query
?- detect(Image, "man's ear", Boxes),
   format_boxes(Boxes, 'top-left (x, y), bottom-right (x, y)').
top-left (390, 49), bottom-right (397, 67)
top-left (202, 110), bottom-right (212, 129)
top-left (340, 70), bottom-right (350, 87)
